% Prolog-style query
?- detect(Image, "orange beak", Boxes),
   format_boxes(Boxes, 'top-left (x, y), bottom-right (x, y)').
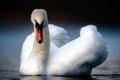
top-left (35, 20), bottom-right (44, 43)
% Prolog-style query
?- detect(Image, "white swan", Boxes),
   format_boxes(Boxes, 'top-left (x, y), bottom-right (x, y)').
top-left (19, 9), bottom-right (69, 75)
top-left (47, 25), bottom-right (108, 76)
top-left (20, 9), bottom-right (108, 76)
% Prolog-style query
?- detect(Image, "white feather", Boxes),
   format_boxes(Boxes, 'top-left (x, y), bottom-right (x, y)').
top-left (49, 24), bottom-right (69, 47)
top-left (20, 24), bottom-right (69, 75)
top-left (20, 9), bottom-right (108, 76)
top-left (47, 25), bottom-right (108, 76)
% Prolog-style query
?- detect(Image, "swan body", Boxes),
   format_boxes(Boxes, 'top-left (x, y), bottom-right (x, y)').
top-left (20, 9), bottom-right (108, 76)
top-left (47, 25), bottom-right (108, 76)
top-left (19, 9), bottom-right (69, 75)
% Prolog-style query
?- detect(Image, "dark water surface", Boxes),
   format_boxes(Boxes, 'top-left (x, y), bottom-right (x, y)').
top-left (0, 23), bottom-right (120, 80)
top-left (0, 70), bottom-right (120, 80)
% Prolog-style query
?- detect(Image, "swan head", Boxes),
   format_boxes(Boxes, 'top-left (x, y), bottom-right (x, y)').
top-left (31, 9), bottom-right (48, 44)
top-left (31, 9), bottom-right (47, 25)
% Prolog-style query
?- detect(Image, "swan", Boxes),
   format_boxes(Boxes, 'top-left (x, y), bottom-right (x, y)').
top-left (47, 25), bottom-right (108, 76)
top-left (20, 9), bottom-right (108, 76)
top-left (19, 9), bottom-right (69, 75)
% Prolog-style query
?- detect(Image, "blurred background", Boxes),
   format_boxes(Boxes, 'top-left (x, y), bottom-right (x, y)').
top-left (0, 0), bottom-right (120, 75)
top-left (0, 0), bottom-right (120, 24)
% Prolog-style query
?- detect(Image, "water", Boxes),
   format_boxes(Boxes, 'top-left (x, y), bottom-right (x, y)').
top-left (0, 71), bottom-right (120, 80)
top-left (0, 22), bottom-right (120, 80)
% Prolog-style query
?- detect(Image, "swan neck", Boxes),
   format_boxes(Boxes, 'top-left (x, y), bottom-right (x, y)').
top-left (33, 23), bottom-right (50, 52)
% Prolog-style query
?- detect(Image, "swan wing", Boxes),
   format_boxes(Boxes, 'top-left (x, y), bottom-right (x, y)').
top-left (49, 24), bottom-right (69, 47)
top-left (47, 25), bottom-right (108, 76)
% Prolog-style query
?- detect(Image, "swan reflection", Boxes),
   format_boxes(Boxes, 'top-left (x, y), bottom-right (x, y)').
top-left (20, 76), bottom-right (93, 80)
top-left (20, 76), bottom-right (45, 80)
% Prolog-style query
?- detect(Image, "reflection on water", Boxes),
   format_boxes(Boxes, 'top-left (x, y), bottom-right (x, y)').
top-left (0, 70), bottom-right (120, 80)
top-left (21, 76), bottom-right (45, 80)
top-left (0, 70), bottom-right (92, 80)
top-left (0, 70), bottom-right (93, 80)
top-left (21, 76), bottom-right (92, 80)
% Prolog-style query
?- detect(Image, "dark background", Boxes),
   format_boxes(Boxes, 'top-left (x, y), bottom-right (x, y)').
top-left (0, 0), bottom-right (119, 25)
